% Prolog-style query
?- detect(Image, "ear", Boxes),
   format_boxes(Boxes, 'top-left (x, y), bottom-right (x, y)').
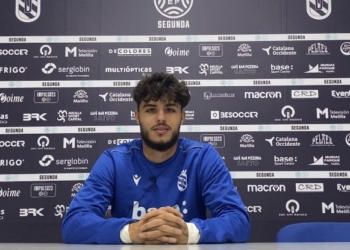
top-left (135, 110), bottom-right (140, 125)
top-left (181, 111), bottom-right (185, 125)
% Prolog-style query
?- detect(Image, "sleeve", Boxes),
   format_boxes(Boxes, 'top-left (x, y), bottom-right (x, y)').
top-left (61, 150), bottom-right (136, 244)
top-left (190, 146), bottom-right (251, 243)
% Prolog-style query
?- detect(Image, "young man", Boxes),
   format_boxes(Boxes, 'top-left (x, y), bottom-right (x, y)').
top-left (62, 72), bottom-right (251, 244)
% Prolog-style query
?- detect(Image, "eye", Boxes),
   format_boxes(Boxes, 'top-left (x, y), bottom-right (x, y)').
top-left (146, 108), bottom-right (156, 113)
top-left (166, 108), bottom-right (176, 113)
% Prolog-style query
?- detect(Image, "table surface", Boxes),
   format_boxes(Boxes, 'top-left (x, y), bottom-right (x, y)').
top-left (0, 243), bottom-right (350, 250)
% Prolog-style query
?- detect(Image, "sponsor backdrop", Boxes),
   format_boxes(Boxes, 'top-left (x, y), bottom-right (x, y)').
top-left (0, 0), bottom-right (349, 243)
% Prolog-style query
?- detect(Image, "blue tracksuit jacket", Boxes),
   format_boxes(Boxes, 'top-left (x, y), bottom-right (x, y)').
top-left (62, 138), bottom-right (251, 243)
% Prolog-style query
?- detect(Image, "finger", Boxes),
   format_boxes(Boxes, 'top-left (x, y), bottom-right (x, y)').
top-left (143, 219), bottom-right (182, 231)
top-left (159, 206), bottom-right (183, 218)
top-left (142, 221), bottom-right (183, 235)
top-left (140, 232), bottom-right (177, 244)
top-left (142, 211), bottom-right (185, 228)
top-left (141, 209), bottom-right (164, 221)
top-left (139, 228), bottom-right (181, 238)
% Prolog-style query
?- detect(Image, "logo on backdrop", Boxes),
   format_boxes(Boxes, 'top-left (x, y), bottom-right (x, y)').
top-left (203, 92), bottom-right (235, 100)
top-left (322, 202), bottom-right (350, 214)
top-left (71, 183), bottom-right (84, 197)
top-left (166, 66), bottom-right (189, 74)
top-left (275, 105), bottom-right (302, 122)
top-left (39, 155), bottom-right (54, 167)
top-left (306, 0), bottom-right (332, 20)
top-left (0, 187), bottom-right (21, 197)
top-left (309, 155), bottom-right (340, 165)
top-left (238, 44), bottom-right (252, 57)
top-left (165, 47), bottom-right (189, 57)
top-left (265, 137), bottom-right (300, 147)
top-left (240, 134), bottom-right (255, 148)
top-left (0, 93), bottom-right (24, 103)
top-left (311, 134), bottom-right (334, 146)
top-left (23, 113), bottom-right (47, 121)
top-left (110, 48), bottom-right (152, 57)
top-left (316, 108), bottom-right (349, 119)
top-left (34, 90), bottom-right (59, 103)
top-left (57, 110), bottom-right (83, 122)
top-left (262, 46), bottom-right (296, 56)
top-left (340, 42), bottom-right (350, 56)
top-left (346, 133), bottom-right (350, 146)
top-left (34, 45), bottom-right (58, 59)
top-left (199, 64), bottom-right (223, 75)
top-left (73, 90), bottom-right (88, 103)
top-left (63, 137), bottom-right (96, 149)
top-left (337, 184), bottom-right (350, 193)
top-left (16, 0), bottom-right (41, 23)
top-left (0, 114), bottom-right (8, 125)
top-left (30, 136), bottom-right (55, 151)
top-left (234, 155), bottom-right (262, 167)
top-left (279, 199), bottom-right (307, 217)
top-left (200, 134), bottom-right (225, 148)
top-left (199, 44), bottom-right (223, 57)
top-left (30, 184), bottom-right (56, 198)
top-left (211, 111), bottom-right (258, 119)
top-left (305, 64), bottom-right (335, 73)
top-left (291, 90), bottom-right (319, 99)
top-left (19, 208), bottom-right (44, 217)
top-left (0, 209), bottom-right (4, 220)
top-left (65, 47), bottom-right (98, 58)
top-left (98, 92), bottom-right (133, 102)
top-left (155, 0), bottom-right (193, 28)
top-left (247, 184), bottom-right (286, 193)
top-left (54, 205), bottom-right (69, 218)
top-left (154, 0), bottom-right (193, 19)
top-left (296, 183), bottom-right (324, 192)
top-left (307, 43), bottom-right (329, 55)
top-left (42, 63), bottom-right (57, 74)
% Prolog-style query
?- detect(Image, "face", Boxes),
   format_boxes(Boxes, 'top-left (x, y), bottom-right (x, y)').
top-left (135, 99), bottom-right (185, 152)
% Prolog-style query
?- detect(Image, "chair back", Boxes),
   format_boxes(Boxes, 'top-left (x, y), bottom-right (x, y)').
top-left (276, 222), bottom-right (350, 242)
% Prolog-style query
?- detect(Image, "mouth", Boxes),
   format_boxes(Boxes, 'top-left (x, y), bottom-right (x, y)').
top-left (152, 125), bottom-right (170, 135)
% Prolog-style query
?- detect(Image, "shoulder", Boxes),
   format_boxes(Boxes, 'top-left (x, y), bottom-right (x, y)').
top-left (105, 139), bottom-right (142, 156)
top-left (178, 137), bottom-right (215, 154)
top-left (90, 139), bottom-right (141, 175)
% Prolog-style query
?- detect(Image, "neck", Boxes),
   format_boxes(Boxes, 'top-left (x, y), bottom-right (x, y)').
top-left (142, 141), bottom-right (178, 163)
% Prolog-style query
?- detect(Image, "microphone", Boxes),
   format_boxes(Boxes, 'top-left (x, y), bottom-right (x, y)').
top-left (149, 176), bottom-right (157, 184)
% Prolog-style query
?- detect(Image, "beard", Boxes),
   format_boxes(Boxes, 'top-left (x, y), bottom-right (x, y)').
top-left (140, 123), bottom-right (180, 152)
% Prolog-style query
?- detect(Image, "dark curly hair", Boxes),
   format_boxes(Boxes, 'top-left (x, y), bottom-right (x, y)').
top-left (133, 72), bottom-right (190, 110)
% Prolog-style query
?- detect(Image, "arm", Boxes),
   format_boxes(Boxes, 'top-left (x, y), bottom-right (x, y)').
top-left (61, 151), bottom-right (135, 244)
top-left (191, 146), bottom-right (251, 243)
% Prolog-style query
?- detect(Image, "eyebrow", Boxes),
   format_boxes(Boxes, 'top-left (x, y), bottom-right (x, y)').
top-left (141, 103), bottom-right (179, 109)
top-left (141, 103), bottom-right (157, 109)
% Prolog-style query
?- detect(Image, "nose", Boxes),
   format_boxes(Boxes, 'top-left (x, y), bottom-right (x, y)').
top-left (156, 109), bottom-right (166, 123)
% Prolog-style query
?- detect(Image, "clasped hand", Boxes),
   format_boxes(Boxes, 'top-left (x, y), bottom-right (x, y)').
top-left (129, 206), bottom-right (188, 244)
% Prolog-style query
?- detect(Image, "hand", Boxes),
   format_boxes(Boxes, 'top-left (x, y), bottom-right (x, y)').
top-left (128, 207), bottom-right (184, 244)
top-left (128, 220), bottom-right (147, 244)
top-left (143, 224), bottom-right (189, 245)
top-left (139, 207), bottom-right (189, 244)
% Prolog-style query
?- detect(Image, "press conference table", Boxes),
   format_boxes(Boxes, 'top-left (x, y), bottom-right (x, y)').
top-left (0, 243), bottom-right (349, 250)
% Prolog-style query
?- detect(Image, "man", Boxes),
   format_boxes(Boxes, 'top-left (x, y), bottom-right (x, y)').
top-left (62, 72), bottom-right (251, 244)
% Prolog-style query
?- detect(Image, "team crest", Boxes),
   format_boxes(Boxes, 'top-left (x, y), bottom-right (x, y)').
top-left (177, 170), bottom-right (187, 192)
top-left (306, 0), bottom-right (332, 20)
top-left (16, 0), bottom-right (41, 23)
top-left (154, 0), bottom-right (193, 19)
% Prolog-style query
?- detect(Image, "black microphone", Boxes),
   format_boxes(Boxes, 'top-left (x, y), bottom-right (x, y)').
top-left (149, 176), bottom-right (157, 184)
